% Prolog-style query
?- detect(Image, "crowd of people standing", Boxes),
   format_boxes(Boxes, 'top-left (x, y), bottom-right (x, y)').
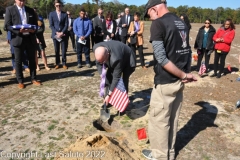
top-left (2, 0), bottom-right (237, 159)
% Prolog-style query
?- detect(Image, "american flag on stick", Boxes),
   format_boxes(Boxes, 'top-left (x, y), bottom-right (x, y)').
top-left (109, 78), bottom-right (130, 112)
top-left (198, 61), bottom-right (206, 76)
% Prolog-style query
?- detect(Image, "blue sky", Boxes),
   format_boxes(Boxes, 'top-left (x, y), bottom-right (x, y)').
top-left (65, 0), bottom-right (239, 9)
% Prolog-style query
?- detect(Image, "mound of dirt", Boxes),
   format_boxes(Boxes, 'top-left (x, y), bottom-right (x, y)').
top-left (55, 134), bottom-right (142, 160)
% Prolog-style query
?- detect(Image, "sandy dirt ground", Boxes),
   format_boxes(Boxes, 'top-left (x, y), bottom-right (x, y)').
top-left (0, 22), bottom-right (240, 160)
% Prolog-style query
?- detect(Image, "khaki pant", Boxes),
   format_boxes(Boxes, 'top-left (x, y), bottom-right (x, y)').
top-left (148, 80), bottom-right (184, 160)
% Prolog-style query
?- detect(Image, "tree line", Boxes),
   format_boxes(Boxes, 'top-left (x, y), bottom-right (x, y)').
top-left (1, 0), bottom-right (240, 24)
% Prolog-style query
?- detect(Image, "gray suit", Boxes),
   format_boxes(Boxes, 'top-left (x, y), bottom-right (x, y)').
top-left (93, 40), bottom-right (136, 93)
top-left (93, 15), bottom-right (104, 44)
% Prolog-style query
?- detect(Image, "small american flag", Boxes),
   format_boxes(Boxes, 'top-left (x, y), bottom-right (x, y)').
top-left (109, 78), bottom-right (130, 112)
top-left (198, 61), bottom-right (206, 76)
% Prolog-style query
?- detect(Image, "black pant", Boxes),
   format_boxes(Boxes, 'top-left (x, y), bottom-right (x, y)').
top-left (76, 37), bottom-right (90, 65)
top-left (66, 30), bottom-right (75, 51)
top-left (197, 48), bottom-right (211, 72)
top-left (213, 50), bottom-right (228, 74)
top-left (120, 36), bottom-right (127, 44)
top-left (53, 38), bottom-right (67, 65)
top-left (13, 36), bottom-right (36, 83)
top-left (94, 35), bottom-right (103, 44)
top-left (105, 67), bottom-right (135, 93)
top-left (129, 44), bottom-right (145, 67)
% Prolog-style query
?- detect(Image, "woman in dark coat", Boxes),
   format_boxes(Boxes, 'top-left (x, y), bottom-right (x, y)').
top-left (194, 18), bottom-right (216, 74)
top-left (102, 11), bottom-right (117, 41)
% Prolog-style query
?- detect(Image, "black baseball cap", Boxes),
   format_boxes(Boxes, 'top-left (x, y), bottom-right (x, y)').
top-left (144, 0), bottom-right (167, 17)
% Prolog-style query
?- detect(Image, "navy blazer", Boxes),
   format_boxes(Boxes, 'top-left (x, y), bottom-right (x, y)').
top-left (49, 11), bottom-right (68, 38)
top-left (4, 5), bottom-right (38, 47)
top-left (118, 14), bottom-right (133, 36)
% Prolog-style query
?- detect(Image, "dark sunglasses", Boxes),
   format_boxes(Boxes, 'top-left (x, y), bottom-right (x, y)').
top-left (205, 22), bottom-right (210, 24)
top-left (55, 5), bottom-right (61, 7)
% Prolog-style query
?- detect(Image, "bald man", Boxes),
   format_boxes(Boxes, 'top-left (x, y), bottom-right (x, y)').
top-left (93, 40), bottom-right (136, 105)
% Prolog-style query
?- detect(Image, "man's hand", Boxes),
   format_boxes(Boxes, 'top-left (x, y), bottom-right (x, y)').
top-left (28, 29), bottom-right (35, 33)
top-left (103, 95), bottom-right (110, 105)
top-left (80, 36), bottom-right (85, 40)
top-left (181, 73), bottom-right (197, 83)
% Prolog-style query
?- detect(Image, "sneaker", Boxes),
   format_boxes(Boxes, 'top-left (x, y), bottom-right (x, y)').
top-left (77, 64), bottom-right (82, 68)
top-left (142, 149), bottom-right (157, 160)
top-left (86, 64), bottom-right (91, 68)
top-left (217, 73), bottom-right (221, 78)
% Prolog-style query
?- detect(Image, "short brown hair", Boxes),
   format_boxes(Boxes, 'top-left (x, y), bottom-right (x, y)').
top-left (54, 0), bottom-right (63, 5)
top-left (105, 11), bottom-right (113, 20)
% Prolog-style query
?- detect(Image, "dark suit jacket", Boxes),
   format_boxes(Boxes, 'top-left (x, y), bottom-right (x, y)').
top-left (4, 5), bottom-right (38, 47)
top-left (118, 14), bottom-right (133, 36)
top-left (49, 11), bottom-right (68, 39)
top-left (93, 40), bottom-right (136, 92)
top-left (102, 19), bottom-right (117, 40)
top-left (93, 15), bottom-right (104, 35)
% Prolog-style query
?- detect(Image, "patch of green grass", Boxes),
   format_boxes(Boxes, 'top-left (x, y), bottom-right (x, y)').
top-left (0, 132), bottom-right (7, 137)
top-left (19, 135), bottom-right (28, 140)
top-left (49, 134), bottom-right (65, 140)
top-left (2, 119), bottom-right (7, 125)
top-left (48, 124), bottom-right (56, 131)
top-left (33, 120), bottom-right (45, 124)
top-left (58, 127), bottom-right (65, 131)
top-left (17, 125), bottom-right (25, 129)
top-left (66, 116), bottom-right (70, 119)
top-left (37, 131), bottom-right (44, 138)
top-left (203, 155), bottom-right (211, 160)
top-left (12, 114), bottom-right (20, 119)
top-left (51, 120), bottom-right (59, 124)
top-left (5, 104), bottom-right (11, 108)
top-left (65, 131), bottom-right (74, 140)
top-left (123, 115), bottom-right (131, 121)
top-left (15, 99), bottom-right (22, 104)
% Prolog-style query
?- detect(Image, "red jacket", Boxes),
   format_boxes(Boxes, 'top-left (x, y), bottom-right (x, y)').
top-left (213, 27), bottom-right (235, 52)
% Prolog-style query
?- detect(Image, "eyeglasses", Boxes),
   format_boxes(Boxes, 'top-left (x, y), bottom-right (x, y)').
top-left (205, 22), bottom-right (210, 24)
top-left (55, 5), bottom-right (61, 7)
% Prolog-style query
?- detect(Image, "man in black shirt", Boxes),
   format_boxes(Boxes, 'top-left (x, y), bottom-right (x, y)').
top-left (141, 0), bottom-right (197, 160)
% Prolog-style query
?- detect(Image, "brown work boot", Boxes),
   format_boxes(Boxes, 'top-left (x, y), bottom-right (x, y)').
top-left (18, 83), bottom-right (25, 89)
top-left (32, 80), bottom-right (41, 86)
top-left (54, 65), bottom-right (60, 69)
top-left (63, 65), bottom-right (68, 69)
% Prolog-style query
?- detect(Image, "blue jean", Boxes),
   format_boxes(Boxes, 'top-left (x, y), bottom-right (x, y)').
top-left (76, 37), bottom-right (90, 65)
top-left (10, 44), bottom-right (29, 69)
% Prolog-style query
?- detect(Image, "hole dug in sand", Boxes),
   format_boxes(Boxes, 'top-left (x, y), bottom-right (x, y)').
top-left (55, 134), bottom-right (141, 160)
